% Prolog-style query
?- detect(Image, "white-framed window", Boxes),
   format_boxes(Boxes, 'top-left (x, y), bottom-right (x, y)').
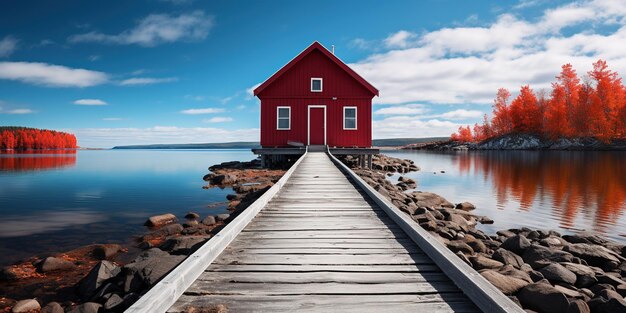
top-left (311, 78), bottom-right (323, 92)
top-left (276, 106), bottom-right (291, 130)
top-left (344, 106), bottom-right (357, 130)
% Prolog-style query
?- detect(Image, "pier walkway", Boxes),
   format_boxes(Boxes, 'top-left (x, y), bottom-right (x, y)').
top-left (127, 151), bottom-right (522, 313)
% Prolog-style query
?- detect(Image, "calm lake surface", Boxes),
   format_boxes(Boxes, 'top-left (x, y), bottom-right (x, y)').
top-left (0, 149), bottom-right (254, 267)
top-left (383, 150), bottom-right (626, 244)
top-left (1, 149), bottom-right (625, 267)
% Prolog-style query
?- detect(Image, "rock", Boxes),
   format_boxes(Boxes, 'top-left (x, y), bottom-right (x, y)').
top-left (455, 202), bottom-right (475, 211)
top-left (465, 238), bottom-right (487, 254)
top-left (596, 273), bottom-right (626, 287)
top-left (561, 262), bottom-right (598, 288)
top-left (93, 244), bottom-right (122, 260)
top-left (480, 270), bottom-right (529, 295)
top-left (202, 216), bottom-right (216, 226)
top-left (522, 244), bottom-right (574, 269)
top-left (567, 299), bottom-right (590, 313)
top-left (104, 294), bottom-right (123, 311)
top-left (553, 284), bottom-right (583, 298)
top-left (77, 260), bottom-right (121, 299)
top-left (419, 220), bottom-right (437, 231)
top-left (144, 213), bottom-right (177, 227)
top-left (105, 293), bottom-right (138, 312)
top-left (67, 302), bottom-right (102, 313)
top-left (0, 266), bottom-right (18, 281)
top-left (41, 302), bottom-right (64, 313)
top-left (160, 236), bottom-right (208, 255)
top-left (496, 230), bottom-right (516, 238)
top-left (185, 212), bottom-right (200, 219)
top-left (617, 284), bottom-right (626, 297)
top-left (448, 214), bottom-right (469, 232)
top-left (37, 256), bottom-right (75, 273)
top-left (470, 255), bottom-right (504, 270)
top-left (410, 191), bottom-right (454, 209)
top-left (539, 263), bottom-right (577, 285)
top-left (518, 282), bottom-right (570, 313)
top-left (216, 214), bottom-right (230, 222)
top-left (563, 243), bottom-right (621, 268)
top-left (539, 236), bottom-right (566, 248)
top-left (477, 216), bottom-right (494, 224)
top-left (413, 212), bottom-right (435, 224)
top-left (589, 283), bottom-right (616, 295)
top-left (562, 232), bottom-right (609, 245)
top-left (12, 299), bottom-right (40, 313)
top-left (492, 248), bottom-right (525, 268)
top-left (123, 248), bottom-right (185, 293)
top-left (528, 270), bottom-right (545, 282)
top-left (183, 220), bottom-right (199, 227)
top-left (498, 265), bottom-right (533, 283)
top-left (142, 223), bottom-right (184, 240)
top-left (446, 241), bottom-right (474, 255)
top-left (501, 235), bottom-right (531, 255)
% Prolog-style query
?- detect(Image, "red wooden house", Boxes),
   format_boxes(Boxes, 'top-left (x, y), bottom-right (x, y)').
top-left (254, 41), bottom-right (379, 149)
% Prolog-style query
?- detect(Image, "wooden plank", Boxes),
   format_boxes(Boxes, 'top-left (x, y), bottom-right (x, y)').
top-left (196, 271), bottom-right (447, 284)
top-left (229, 238), bottom-right (418, 249)
top-left (185, 281), bottom-right (461, 296)
top-left (329, 152), bottom-right (525, 313)
top-left (168, 294), bottom-right (478, 313)
top-left (206, 264), bottom-right (442, 273)
top-left (212, 253), bottom-right (432, 265)
top-left (225, 247), bottom-right (422, 254)
top-left (237, 230), bottom-right (408, 239)
top-left (124, 151), bottom-right (310, 313)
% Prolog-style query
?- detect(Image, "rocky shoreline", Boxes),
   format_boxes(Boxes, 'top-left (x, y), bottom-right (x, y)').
top-left (341, 156), bottom-right (626, 313)
top-left (0, 158), bottom-right (285, 313)
top-left (405, 134), bottom-right (626, 151)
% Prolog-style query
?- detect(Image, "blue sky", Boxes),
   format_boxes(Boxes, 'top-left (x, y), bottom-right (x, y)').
top-left (1, 0), bottom-right (625, 147)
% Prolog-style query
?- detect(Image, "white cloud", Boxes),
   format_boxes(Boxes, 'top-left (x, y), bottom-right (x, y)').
top-left (1, 108), bottom-right (34, 114)
top-left (71, 126), bottom-right (259, 148)
top-left (439, 109), bottom-right (484, 120)
top-left (350, 0), bottom-right (626, 105)
top-left (88, 55), bottom-right (101, 61)
top-left (0, 62), bottom-right (108, 87)
top-left (246, 83), bottom-right (261, 98)
top-left (74, 99), bottom-right (107, 106)
top-left (180, 107), bottom-right (224, 114)
top-left (203, 117), bottom-right (233, 123)
top-left (373, 117), bottom-right (459, 139)
top-left (384, 30), bottom-right (417, 49)
top-left (119, 77), bottom-right (177, 85)
top-left (102, 117), bottom-right (123, 121)
top-left (69, 11), bottom-right (213, 47)
top-left (374, 104), bottom-right (428, 115)
top-left (0, 36), bottom-right (18, 57)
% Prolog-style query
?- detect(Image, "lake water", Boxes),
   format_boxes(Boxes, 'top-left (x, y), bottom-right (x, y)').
top-left (383, 150), bottom-right (626, 243)
top-left (0, 149), bottom-right (254, 267)
top-left (1, 149), bottom-right (625, 267)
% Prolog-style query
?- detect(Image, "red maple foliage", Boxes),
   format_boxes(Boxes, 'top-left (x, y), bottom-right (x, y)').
top-left (0, 127), bottom-right (77, 150)
top-left (451, 60), bottom-right (626, 143)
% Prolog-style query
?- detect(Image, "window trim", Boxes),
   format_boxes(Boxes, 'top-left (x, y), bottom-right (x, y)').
top-left (276, 106), bottom-right (291, 130)
top-left (310, 77), bottom-right (323, 92)
top-left (343, 106), bottom-right (357, 130)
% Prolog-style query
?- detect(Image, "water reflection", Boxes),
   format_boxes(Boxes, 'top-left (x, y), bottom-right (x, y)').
top-left (383, 150), bottom-right (626, 243)
top-left (0, 150), bottom-right (77, 172)
top-left (457, 151), bottom-right (626, 233)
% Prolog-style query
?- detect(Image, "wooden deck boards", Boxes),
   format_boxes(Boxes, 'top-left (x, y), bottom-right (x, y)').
top-left (167, 152), bottom-right (479, 312)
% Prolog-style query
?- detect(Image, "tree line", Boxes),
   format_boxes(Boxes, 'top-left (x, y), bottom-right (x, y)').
top-left (451, 60), bottom-right (626, 143)
top-left (0, 127), bottom-right (77, 150)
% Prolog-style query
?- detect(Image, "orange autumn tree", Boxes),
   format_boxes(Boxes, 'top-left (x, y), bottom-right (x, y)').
top-left (451, 60), bottom-right (626, 143)
top-left (0, 127), bottom-right (77, 150)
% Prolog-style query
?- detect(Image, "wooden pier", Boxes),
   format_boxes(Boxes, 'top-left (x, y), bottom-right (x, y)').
top-left (126, 151), bottom-right (523, 313)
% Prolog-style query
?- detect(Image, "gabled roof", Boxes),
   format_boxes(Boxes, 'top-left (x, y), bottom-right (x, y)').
top-left (253, 41), bottom-right (379, 97)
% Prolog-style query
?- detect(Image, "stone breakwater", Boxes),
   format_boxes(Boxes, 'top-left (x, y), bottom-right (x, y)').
top-left (343, 155), bottom-right (626, 313)
top-left (0, 158), bottom-right (285, 313)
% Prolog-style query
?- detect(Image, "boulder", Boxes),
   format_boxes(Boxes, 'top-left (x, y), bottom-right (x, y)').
top-left (480, 270), bottom-right (529, 295)
top-left (561, 262), bottom-right (598, 288)
top-left (410, 191), bottom-right (454, 209)
top-left (448, 214), bottom-right (469, 232)
top-left (67, 302), bottom-right (102, 313)
top-left (216, 214), bottom-right (230, 222)
top-left (41, 302), bottom-right (64, 313)
top-left (539, 263), bottom-right (577, 285)
top-left (446, 241), bottom-right (474, 255)
top-left (517, 282), bottom-right (570, 313)
top-left (465, 238), bottom-right (487, 254)
top-left (470, 255), bottom-right (504, 270)
top-left (617, 284), bottom-right (626, 297)
top-left (501, 235), bottom-right (531, 255)
top-left (183, 220), bottom-right (199, 227)
top-left (12, 299), bottom-right (40, 313)
top-left (498, 265), bottom-right (533, 283)
top-left (596, 273), bottom-right (626, 287)
top-left (93, 244), bottom-right (123, 260)
top-left (37, 256), bottom-right (75, 273)
top-left (419, 220), bottom-right (437, 231)
top-left (123, 248), bottom-right (185, 293)
top-left (142, 223), bottom-right (183, 240)
top-left (202, 216), bottom-right (216, 226)
top-left (563, 243), bottom-right (621, 268)
top-left (562, 232), bottom-right (608, 245)
top-left (159, 236), bottom-right (208, 255)
top-left (455, 202), bottom-right (476, 211)
top-left (104, 293), bottom-right (138, 312)
top-left (185, 212), bottom-right (200, 219)
top-left (144, 213), bottom-right (177, 227)
top-left (77, 260), bottom-right (121, 299)
top-left (0, 266), bottom-right (18, 281)
top-left (522, 244), bottom-right (574, 269)
top-left (492, 248), bottom-right (525, 268)
top-left (567, 299), bottom-right (590, 313)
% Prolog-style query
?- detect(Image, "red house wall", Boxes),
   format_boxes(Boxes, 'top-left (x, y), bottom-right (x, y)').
top-left (257, 49), bottom-right (375, 148)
